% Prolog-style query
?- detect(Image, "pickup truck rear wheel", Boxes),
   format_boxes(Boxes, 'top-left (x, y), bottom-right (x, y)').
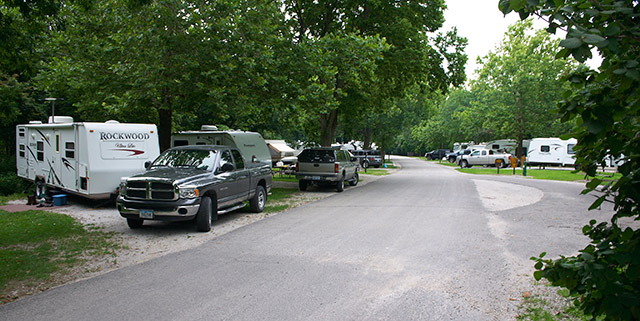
top-left (349, 172), bottom-right (359, 186)
top-left (250, 185), bottom-right (266, 213)
top-left (127, 218), bottom-right (143, 229)
top-left (336, 178), bottom-right (344, 192)
top-left (299, 180), bottom-right (308, 191)
top-left (196, 196), bottom-right (213, 232)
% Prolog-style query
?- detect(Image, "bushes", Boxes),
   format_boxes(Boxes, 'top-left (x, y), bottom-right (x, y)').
top-left (0, 156), bottom-right (29, 196)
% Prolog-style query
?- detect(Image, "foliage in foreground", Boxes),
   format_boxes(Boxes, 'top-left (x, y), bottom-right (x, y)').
top-left (501, 0), bottom-right (640, 320)
top-left (0, 210), bottom-right (119, 303)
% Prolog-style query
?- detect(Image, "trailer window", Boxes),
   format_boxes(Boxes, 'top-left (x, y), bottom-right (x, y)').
top-left (540, 145), bottom-right (550, 153)
top-left (567, 144), bottom-right (576, 154)
top-left (65, 142), bottom-right (75, 159)
top-left (18, 128), bottom-right (25, 137)
top-left (19, 144), bottom-right (25, 158)
top-left (37, 141), bottom-right (44, 161)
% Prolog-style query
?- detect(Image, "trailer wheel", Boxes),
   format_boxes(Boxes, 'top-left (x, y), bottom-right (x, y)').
top-left (299, 180), bottom-right (308, 191)
top-left (196, 196), bottom-right (213, 232)
top-left (127, 218), bottom-right (143, 229)
top-left (250, 185), bottom-right (266, 213)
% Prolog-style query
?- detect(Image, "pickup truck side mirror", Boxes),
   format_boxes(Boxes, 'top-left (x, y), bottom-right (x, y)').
top-left (144, 161), bottom-right (152, 169)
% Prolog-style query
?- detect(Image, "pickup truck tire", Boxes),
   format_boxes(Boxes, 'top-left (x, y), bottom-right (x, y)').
top-left (362, 161), bottom-right (369, 169)
top-left (299, 180), bottom-right (308, 191)
top-left (336, 178), bottom-right (344, 192)
top-left (127, 218), bottom-right (143, 229)
top-left (461, 160), bottom-right (469, 168)
top-left (196, 196), bottom-right (213, 232)
top-left (349, 172), bottom-right (359, 186)
top-left (250, 185), bottom-right (266, 213)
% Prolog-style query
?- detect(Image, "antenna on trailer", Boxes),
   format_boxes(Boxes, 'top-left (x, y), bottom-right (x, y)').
top-left (44, 98), bottom-right (64, 123)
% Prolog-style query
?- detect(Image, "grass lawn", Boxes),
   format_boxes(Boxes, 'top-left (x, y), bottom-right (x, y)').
top-left (360, 169), bottom-right (389, 176)
top-left (455, 167), bottom-right (620, 182)
top-left (0, 210), bottom-right (120, 303)
top-left (0, 193), bottom-right (28, 206)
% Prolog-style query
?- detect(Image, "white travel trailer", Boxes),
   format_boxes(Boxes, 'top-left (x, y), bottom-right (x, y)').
top-left (266, 140), bottom-right (298, 165)
top-left (527, 138), bottom-right (578, 167)
top-left (484, 139), bottom-right (517, 153)
top-left (171, 125), bottom-right (271, 166)
top-left (16, 117), bottom-right (159, 199)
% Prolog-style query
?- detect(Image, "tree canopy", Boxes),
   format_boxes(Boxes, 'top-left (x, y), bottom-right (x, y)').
top-left (500, 1), bottom-right (639, 319)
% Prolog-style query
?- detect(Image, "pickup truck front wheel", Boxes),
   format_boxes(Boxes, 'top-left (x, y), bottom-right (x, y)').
top-left (196, 196), bottom-right (213, 232)
top-left (127, 218), bottom-right (143, 229)
top-left (250, 185), bottom-right (266, 213)
top-left (461, 160), bottom-right (470, 168)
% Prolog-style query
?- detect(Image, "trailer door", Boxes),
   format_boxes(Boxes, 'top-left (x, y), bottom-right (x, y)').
top-left (59, 129), bottom-right (78, 190)
top-left (16, 126), bottom-right (29, 178)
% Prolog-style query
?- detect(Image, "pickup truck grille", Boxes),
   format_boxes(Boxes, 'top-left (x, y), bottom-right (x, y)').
top-left (125, 180), bottom-right (176, 200)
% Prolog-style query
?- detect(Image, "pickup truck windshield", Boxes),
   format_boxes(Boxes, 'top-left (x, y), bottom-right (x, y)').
top-left (298, 150), bottom-right (335, 163)
top-left (151, 149), bottom-right (218, 171)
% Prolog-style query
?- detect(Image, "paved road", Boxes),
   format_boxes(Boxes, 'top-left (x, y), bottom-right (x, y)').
top-left (0, 157), bottom-right (612, 320)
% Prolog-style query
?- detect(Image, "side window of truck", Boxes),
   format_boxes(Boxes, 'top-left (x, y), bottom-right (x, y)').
top-left (219, 150), bottom-right (234, 171)
top-left (231, 150), bottom-right (245, 169)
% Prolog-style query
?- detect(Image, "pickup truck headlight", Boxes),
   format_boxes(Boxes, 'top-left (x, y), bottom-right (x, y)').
top-left (178, 186), bottom-right (200, 199)
top-left (119, 178), bottom-right (128, 197)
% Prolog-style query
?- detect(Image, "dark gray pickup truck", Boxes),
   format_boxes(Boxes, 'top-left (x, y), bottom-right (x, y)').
top-left (117, 145), bottom-right (272, 232)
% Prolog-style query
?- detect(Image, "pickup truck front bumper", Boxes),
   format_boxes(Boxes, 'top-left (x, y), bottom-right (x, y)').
top-left (117, 196), bottom-right (201, 222)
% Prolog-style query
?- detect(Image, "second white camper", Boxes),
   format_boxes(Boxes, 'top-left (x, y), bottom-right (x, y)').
top-left (527, 138), bottom-right (577, 167)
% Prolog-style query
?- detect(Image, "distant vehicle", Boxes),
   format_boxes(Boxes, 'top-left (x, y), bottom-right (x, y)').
top-left (527, 138), bottom-right (577, 167)
top-left (458, 149), bottom-right (513, 168)
top-left (16, 117), bottom-right (159, 199)
top-left (295, 148), bottom-right (359, 192)
top-left (425, 149), bottom-right (450, 160)
top-left (484, 139), bottom-right (517, 154)
top-left (352, 149), bottom-right (383, 168)
top-left (117, 145), bottom-right (272, 232)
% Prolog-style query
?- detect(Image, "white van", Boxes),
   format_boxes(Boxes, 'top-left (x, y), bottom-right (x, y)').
top-left (16, 117), bottom-right (159, 199)
top-left (527, 138), bottom-right (578, 167)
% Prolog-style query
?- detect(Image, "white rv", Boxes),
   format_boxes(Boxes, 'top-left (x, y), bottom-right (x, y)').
top-left (171, 125), bottom-right (271, 166)
top-left (527, 138), bottom-right (578, 167)
top-left (16, 117), bottom-right (159, 199)
top-left (266, 140), bottom-right (298, 165)
top-left (484, 139), bottom-right (517, 153)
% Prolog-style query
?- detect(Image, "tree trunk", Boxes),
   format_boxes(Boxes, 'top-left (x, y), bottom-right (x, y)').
top-left (158, 107), bottom-right (172, 152)
top-left (320, 109), bottom-right (338, 147)
top-left (363, 127), bottom-right (372, 149)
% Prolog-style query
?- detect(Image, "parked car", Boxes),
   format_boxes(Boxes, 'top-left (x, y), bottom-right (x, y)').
top-left (351, 149), bottom-right (383, 168)
top-left (458, 149), bottom-right (513, 168)
top-left (446, 149), bottom-right (471, 163)
top-left (117, 145), bottom-right (272, 232)
top-left (424, 149), bottom-right (451, 160)
top-left (295, 148), bottom-right (359, 192)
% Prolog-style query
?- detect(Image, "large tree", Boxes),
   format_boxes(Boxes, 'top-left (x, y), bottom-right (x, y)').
top-left (38, 0), bottom-right (291, 151)
top-left (500, 1), bottom-right (639, 320)
top-left (283, 0), bottom-right (467, 147)
top-left (471, 19), bottom-right (575, 154)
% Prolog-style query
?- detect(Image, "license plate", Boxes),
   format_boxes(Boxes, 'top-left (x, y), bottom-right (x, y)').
top-left (312, 176), bottom-right (321, 180)
top-left (139, 209), bottom-right (154, 219)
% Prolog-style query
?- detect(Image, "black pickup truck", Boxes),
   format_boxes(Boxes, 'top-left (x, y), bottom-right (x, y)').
top-left (117, 145), bottom-right (272, 232)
